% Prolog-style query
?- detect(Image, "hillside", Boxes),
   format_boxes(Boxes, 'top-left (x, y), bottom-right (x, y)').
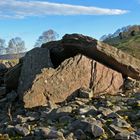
top-left (102, 25), bottom-right (140, 59)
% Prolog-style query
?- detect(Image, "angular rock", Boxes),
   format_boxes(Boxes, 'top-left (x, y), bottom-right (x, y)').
top-left (78, 88), bottom-right (93, 99)
top-left (60, 34), bottom-right (140, 80)
top-left (14, 124), bottom-right (30, 136)
top-left (91, 123), bottom-right (105, 137)
top-left (4, 63), bottom-right (22, 90)
top-left (115, 132), bottom-right (130, 140)
top-left (113, 118), bottom-right (131, 129)
top-left (35, 127), bottom-right (65, 140)
top-left (0, 87), bottom-right (6, 98)
top-left (74, 129), bottom-right (87, 140)
top-left (23, 55), bottom-right (123, 108)
top-left (17, 47), bottom-right (53, 99)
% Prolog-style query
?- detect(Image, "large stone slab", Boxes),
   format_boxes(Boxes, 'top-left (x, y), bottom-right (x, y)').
top-left (61, 34), bottom-right (140, 80)
top-left (17, 47), bottom-right (53, 98)
top-left (23, 55), bottom-right (123, 108)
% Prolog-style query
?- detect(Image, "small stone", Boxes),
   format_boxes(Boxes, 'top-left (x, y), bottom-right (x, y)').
top-left (112, 106), bottom-right (121, 112)
top-left (135, 100), bottom-right (140, 107)
top-left (65, 132), bottom-right (75, 140)
top-left (14, 124), bottom-right (30, 136)
top-left (78, 106), bottom-right (97, 116)
top-left (0, 87), bottom-right (6, 98)
top-left (109, 124), bottom-right (129, 134)
top-left (74, 129), bottom-right (87, 140)
top-left (91, 123), bottom-right (105, 137)
top-left (68, 120), bottom-right (89, 132)
top-left (107, 112), bottom-right (121, 119)
top-left (113, 118), bottom-right (131, 129)
top-left (0, 134), bottom-right (9, 140)
top-left (104, 125), bottom-right (115, 138)
top-left (56, 106), bottom-right (72, 114)
top-left (106, 101), bottom-right (113, 107)
top-left (5, 125), bottom-right (16, 136)
top-left (59, 115), bottom-right (73, 124)
top-left (115, 132), bottom-right (130, 140)
top-left (136, 128), bottom-right (140, 135)
top-left (130, 133), bottom-right (140, 140)
top-left (35, 127), bottom-right (65, 139)
top-left (78, 88), bottom-right (93, 99)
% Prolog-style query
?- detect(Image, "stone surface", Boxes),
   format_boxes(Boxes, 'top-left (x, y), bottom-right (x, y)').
top-left (91, 123), bottom-right (105, 137)
top-left (4, 63), bottom-right (22, 90)
top-left (61, 34), bottom-right (140, 80)
top-left (0, 87), bottom-right (6, 98)
top-left (23, 55), bottom-right (123, 108)
top-left (17, 47), bottom-right (53, 99)
top-left (35, 127), bottom-right (65, 139)
top-left (115, 132), bottom-right (130, 140)
top-left (14, 124), bottom-right (30, 136)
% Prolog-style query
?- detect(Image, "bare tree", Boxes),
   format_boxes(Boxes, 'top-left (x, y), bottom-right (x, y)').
top-left (0, 38), bottom-right (6, 55)
top-left (34, 29), bottom-right (59, 48)
top-left (6, 37), bottom-right (26, 54)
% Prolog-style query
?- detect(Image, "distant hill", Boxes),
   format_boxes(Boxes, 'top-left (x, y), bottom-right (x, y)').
top-left (0, 52), bottom-right (26, 60)
top-left (101, 25), bottom-right (140, 59)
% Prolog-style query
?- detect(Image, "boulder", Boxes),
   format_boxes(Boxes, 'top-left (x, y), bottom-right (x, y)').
top-left (23, 55), bottom-right (123, 108)
top-left (43, 34), bottom-right (140, 80)
top-left (62, 34), bottom-right (140, 80)
top-left (17, 47), bottom-right (53, 98)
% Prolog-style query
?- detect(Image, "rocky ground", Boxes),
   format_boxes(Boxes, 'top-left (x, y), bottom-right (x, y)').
top-left (0, 81), bottom-right (140, 140)
top-left (0, 34), bottom-right (140, 140)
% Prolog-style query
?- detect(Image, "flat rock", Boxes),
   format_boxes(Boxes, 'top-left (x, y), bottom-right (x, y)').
top-left (60, 34), bottom-right (140, 80)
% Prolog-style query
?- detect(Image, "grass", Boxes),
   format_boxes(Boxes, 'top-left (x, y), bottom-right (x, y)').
top-left (104, 33), bottom-right (140, 59)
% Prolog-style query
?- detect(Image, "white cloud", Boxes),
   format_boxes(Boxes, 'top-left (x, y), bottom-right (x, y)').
top-left (0, 0), bottom-right (129, 19)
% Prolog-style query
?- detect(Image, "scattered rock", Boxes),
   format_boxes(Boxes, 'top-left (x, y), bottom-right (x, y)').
top-left (115, 132), bottom-right (130, 140)
top-left (91, 123), bottom-right (105, 137)
top-left (0, 87), bottom-right (6, 98)
top-left (14, 124), bottom-right (30, 136)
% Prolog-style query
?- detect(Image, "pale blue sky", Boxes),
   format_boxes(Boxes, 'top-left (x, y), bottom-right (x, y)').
top-left (0, 0), bottom-right (140, 50)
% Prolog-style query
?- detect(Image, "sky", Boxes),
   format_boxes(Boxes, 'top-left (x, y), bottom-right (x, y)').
top-left (0, 0), bottom-right (140, 50)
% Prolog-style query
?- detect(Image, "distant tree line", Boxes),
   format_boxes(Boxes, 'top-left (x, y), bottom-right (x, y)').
top-left (0, 29), bottom-right (59, 55)
top-left (0, 37), bottom-right (26, 55)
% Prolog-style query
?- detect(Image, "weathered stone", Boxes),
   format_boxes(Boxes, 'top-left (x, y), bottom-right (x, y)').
top-left (130, 133), bottom-right (140, 140)
top-left (115, 132), bottom-right (130, 140)
top-left (78, 88), bottom-right (93, 99)
top-left (91, 123), bottom-right (105, 137)
top-left (60, 34), bottom-right (140, 80)
top-left (136, 128), bottom-right (140, 135)
top-left (17, 47), bottom-right (53, 99)
top-left (5, 63), bottom-right (22, 90)
top-left (68, 120), bottom-right (89, 132)
top-left (113, 118), bottom-right (131, 129)
top-left (59, 116), bottom-right (73, 124)
top-left (35, 127), bottom-right (65, 139)
top-left (0, 87), bottom-right (6, 98)
top-left (14, 124), bottom-right (30, 136)
top-left (23, 55), bottom-right (123, 108)
top-left (109, 124), bottom-right (130, 134)
top-left (78, 106), bottom-right (97, 116)
top-left (45, 106), bottom-right (72, 121)
top-left (98, 107), bottom-right (113, 117)
top-left (74, 129), bottom-right (87, 140)
top-left (0, 134), bottom-right (9, 140)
